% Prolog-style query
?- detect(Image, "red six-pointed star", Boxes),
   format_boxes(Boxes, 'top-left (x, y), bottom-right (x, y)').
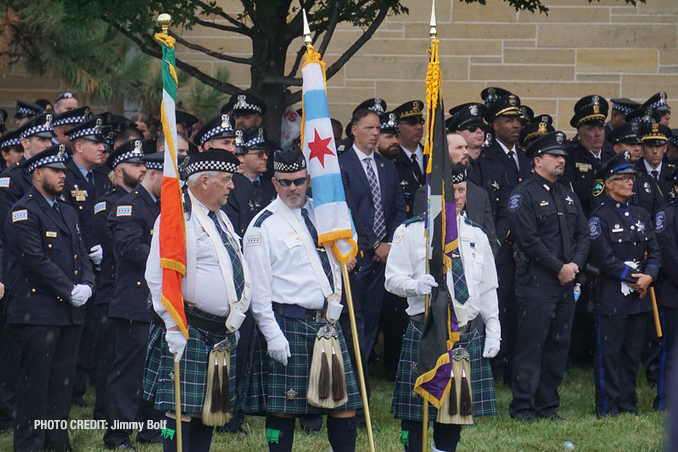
top-left (308, 129), bottom-right (334, 168)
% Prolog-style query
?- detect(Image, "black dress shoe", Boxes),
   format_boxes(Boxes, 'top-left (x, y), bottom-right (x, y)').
top-left (105, 441), bottom-right (137, 451)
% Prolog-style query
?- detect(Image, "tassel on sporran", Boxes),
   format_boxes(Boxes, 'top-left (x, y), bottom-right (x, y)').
top-left (437, 347), bottom-right (473, 425)
top-left (308, 324), bottom-right (348, 409)
top-left (202, 338), bottom-right (232, 426)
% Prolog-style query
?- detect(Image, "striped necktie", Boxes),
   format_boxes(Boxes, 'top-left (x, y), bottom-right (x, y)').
top-left (208, 211), bottom-right (244, 299)
top-left (364, 157), bottom-right (386, 240)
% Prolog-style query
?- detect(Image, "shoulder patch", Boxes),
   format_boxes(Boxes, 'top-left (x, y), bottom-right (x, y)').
top-left (94, 201), bottom-right (107, 215)
top-left (245, 235), bottom-right (261, 247)
top-left (0, 177), bottom-right (10, 188)
top-left (392, 232), bottom-right (403, 244)
top-left (508, 194), bottom-right (522, 212)
top-left (655, 211), bottom-right (666, 233)
top-left (591, 179), bottom-right (605, 197)
top-left (116, 205), bottom-right (132, 217)
top-left (253, 209), bottom-right (273, 228)
top-left (402, 213), bottom-right (425, 226)
top-left (12, 209), bottom-right (28, 222)
top-left (589, 216), bottom-right (602, 240)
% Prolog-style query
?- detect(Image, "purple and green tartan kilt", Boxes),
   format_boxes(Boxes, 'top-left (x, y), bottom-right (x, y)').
top-left (391, 319), bottom-right (497, 421)
top-left (142, 321), bottom-right (237, 415)
top-left (242, 314), bottom-right (362, 415)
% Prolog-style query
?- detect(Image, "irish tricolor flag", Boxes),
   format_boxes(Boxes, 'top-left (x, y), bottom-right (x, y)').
top-left (155, 32), bottom-right (188, 337)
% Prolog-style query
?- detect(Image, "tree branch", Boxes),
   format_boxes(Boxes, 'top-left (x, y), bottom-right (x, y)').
top-left (285, 0), bottom-right (318, 43)
top-left (195, 1), bottom-right (252, 35)
top-left (318, 1), bottom-right (341, 57)
top-left (325, 6), bottom-right (389, 80)
top-left (240, 0), bottom-right (257, 29)
top-left (194, 17), bottom-right (250, 36)
top-left (170, 32), bottom-right (252, 65)
top-left (262, 75), bottom-right (302, 86)
top-left (286, 29), bottom-right (321, 78)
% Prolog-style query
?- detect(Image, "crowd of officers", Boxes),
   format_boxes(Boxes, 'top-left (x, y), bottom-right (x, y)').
top-left (0, 86), bottom-right (675, 452)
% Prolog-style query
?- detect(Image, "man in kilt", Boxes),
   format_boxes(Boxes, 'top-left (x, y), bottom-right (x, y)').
top-left (385, 165), bottom-right (501, 452)
top-left (242, 148), bottom-right (362, 452)
top-left (143, 149), bottom-right (251, 452)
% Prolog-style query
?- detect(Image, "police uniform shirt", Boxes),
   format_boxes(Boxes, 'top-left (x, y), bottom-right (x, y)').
top-left (639, 158), bottom-right (675, 201)
top-left (384, 213), bottom-right (500, 340)
top-left (399, 144), bottom-right (424, 176)
top-left (146, 196), bottom-right (247, 328)
top-left (508, 174), bottom-right (591, 275)
top-left (655, 200), bottom-right (678, 308)
top-left (223, 172), bottom-right (276, 238)
top-left (243, 197), bottom-right (339, 342)
top-left (588, 197), bottom-right (661, 315)
top-left (591, 170), bottom-right (663, 219)
top-left (0, 156), bottom-right (32, 233)
top-left (564, 140), bottom-right (615, 216)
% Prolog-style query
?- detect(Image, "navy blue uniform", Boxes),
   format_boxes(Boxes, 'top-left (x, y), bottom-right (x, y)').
top-left (588, 197), bottom-right (661, 416)
top-left (224, 172), bottom-right (275, 238)
top-left (655, 200), bottom-right (678, 410)
top-left (591, 169), bottom-right (664, 219)
top-left (394, 147), bottom-right (425, 217)
top-left (564, 141), bottom-right (614, 217)
top-left (103, 183), bottom-right (161, 447)
top-left (0, 157), bottom-right (31, 235)
top-left (636, 159), bottom-right (676, 203)
top-left (5, 187), bottom-right (93, 451)
top-left (507, 174), bottom-right (590, 420)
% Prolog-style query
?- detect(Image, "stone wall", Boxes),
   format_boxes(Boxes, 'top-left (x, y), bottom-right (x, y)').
top-left (1, 0), bottom-right (676, 135)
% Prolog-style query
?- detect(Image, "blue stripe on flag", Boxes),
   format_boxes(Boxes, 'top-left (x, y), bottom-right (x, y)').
top-left (304, 90), bottom-right (330, 122)
top-left (310, 173), bottom-right (345, 206)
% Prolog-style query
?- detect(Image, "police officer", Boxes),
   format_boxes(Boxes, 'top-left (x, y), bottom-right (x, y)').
top-left (518, 114), bottom-right (554, 151)
top-left (13, 100), bottom-right (44, 128)
top-left (446, 102), bottom-right (486, 161)
top-left (641, 91), bottom-right (671, 126)
top-left (52, 106), bottom-right (92, 149)
top-left (507, 131), bottom-right (591, 421)
top-left (605, 98), bottom-right (641, 144)
top-left (5, 144), bottom-right (94, 451)
top-left (654, 169), bottom-right (678, 410)
top-left (638, 123), bottom-right (675, 202)
top-left (92, 140), bottom-right (148, 421)
top-left (392, 101), bottom-right (426, 214)
top-left (222, 92), bottom-right (267, 130)
top-left (144, 149), bottom-right (250, 452)
top-left (385, 165), bottom-right (500, 452)
top-left (103, 152), bottom-right (166, 449)
top-left (0, 130), bottom-right (23, 172)
top-left (0, 108), bottom-right (7, 137)
top-left (588, 151), bottom-right (661, 417)
top-left (194, 113), bottom-right (238, 154)
top-left (242, 148), bottom-right (361, 452)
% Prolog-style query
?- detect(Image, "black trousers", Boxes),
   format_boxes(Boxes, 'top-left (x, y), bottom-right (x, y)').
top-left (0, 313), bottom-right (18, 430)
top-left (354, 254), bottom-right (385, 363)
top-left (510, 269), bottom-right (575, 419)
top-left (490, 248), bottom-right (518, 384)
top-left (12, 323), bottom-right (81, 452)
top-left (594, 312), bottom-right (648, 416)
top-left (380, 291), bottom-right (409, 379)
top-left (73, 302), bottom-right (97, 402)
top-left (104, 319), bottom-right (161, 447)
top-left (656, 307), bottom-right (678, 410)
top-left (93, 306), bottom-right (114, 420)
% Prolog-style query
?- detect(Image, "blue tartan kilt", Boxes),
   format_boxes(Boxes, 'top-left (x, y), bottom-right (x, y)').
top-left (242, 314), bottom-right (362, 415)
top-left (392, 318), bottom-right (497, 421)
top-left (142, 321), bottom-right (237, 415)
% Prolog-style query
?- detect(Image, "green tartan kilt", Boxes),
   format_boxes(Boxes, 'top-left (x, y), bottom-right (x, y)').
top-left (142, 321), bottom-right (237, 415)
top-left (391, 319), bottom-right (497, 421)
top-left (242, 314), bottom-right (362, 415)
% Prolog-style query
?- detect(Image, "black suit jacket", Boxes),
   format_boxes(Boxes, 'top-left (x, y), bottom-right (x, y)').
top-left (394, 146), bottom-right (425, 217)
top-left (4, 187), bottom-right (93, 326)
top-left (339, 147), bottom-right (407, 253)
top-left (93, 186), bottom-right (127, 306)
top-left (466, 180), bottom-right (499, 255)
top-left (224, 173), bottom-right (276, 238)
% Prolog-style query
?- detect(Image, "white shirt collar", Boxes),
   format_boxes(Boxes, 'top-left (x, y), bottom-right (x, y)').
top-left (644, 159), bottom-right (662, 173)
top-left (496, 139), bottom-right (516, 156)
top-left (353, 144), bottom-right (374, 161)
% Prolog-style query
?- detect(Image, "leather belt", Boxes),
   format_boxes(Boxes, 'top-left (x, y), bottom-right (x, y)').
top-left (184, 303), bottom-right (227, 333)
top-left (272, 302), bottom-right (324, 322)
top-left (409, 314), bottom-right (471, 334)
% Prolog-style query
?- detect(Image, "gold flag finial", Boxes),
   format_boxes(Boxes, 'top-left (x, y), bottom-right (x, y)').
top-left (157, 13), bottom-right (172, 35)
top-left (429, 0), bottom-right (437, 38)
top-left (303, 9), bottom-right (312, 48)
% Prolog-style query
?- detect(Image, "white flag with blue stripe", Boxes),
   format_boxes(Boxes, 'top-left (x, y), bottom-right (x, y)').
top-left (301, 50), bottom-right (357, 264)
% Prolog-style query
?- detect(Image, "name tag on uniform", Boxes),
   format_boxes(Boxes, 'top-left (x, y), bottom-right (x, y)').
top-left (46, 231), bottom-right (57, 238)
top-left (94, 201), bottom-right (106, 214)
top-left (116, 205), bottom-right (132, 217)
top-left (612, 227), bottom-right (624, 233)
top-left (575, 163), bottom-right (592, 172)
top-left (71, 189), bottom-right (88, 202)
top-left (12, 210), bottom-right (28, 222)
top-left (0, 177), bottom-right (10, 188)
top-left (539, 200), bottom-right (549, 206)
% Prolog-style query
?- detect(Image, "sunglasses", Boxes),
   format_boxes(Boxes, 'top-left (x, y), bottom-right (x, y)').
top-left (247, 149), bottom-right (268, 159)
top-left (464, 125), bottom-right (483, 132)
top-left (56, 92), bottom-right (77, 102)
top-left (276, 177), bottom-right (307, 187)
top-left (609, 175), bottom-right (636, 183)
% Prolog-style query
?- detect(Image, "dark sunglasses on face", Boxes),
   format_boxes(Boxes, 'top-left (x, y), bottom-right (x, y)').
top-left (464, 125), bottom-right (483, 132)
top-left (276, 177), bottom-right (307, 187)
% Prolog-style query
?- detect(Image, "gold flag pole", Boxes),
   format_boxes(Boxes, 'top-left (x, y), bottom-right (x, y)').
top-left (157, 13), bottom-right (183, 452)
top-left (302, 9), bottom-right (375, 451)
top-left (422, 3), bottom-right (437, 450)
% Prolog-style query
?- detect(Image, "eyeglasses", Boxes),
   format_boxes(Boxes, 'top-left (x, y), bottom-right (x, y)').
top-left (276, 177), bottom-right (307, 187)
top-left (56, 92), bottom-right (77, 102)
top-left (609, 175), bottom-right (636, 183)
top-left (464, 125), bottom-right (483, 132)
top-left (247, 150), bottom-right (267, 159)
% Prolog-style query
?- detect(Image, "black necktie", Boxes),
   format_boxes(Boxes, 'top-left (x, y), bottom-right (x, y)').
top-left (52, 201), bottom-right (64, 222)
top-left (651, 170), bottom-right (659, 182)
top-left (86, 171), bottom-right (95, 197)
top-left (253, 179), bottom-right (260, 188)
top-left (508, 150), bottom-right (519, 171)
top-left (552, 184), bottom-right (572, 262)
top-left (208, 211), bottom-right (244, 298)
top-left (301, 208), bottom-right (334, 292)
top-left (410, 153), bottom-right (423, 182)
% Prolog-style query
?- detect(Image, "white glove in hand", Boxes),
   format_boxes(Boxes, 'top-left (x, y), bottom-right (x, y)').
top-left (414, 274), bottom-right (438, 296)
top-left (88, 244), bottom-right (103, 265)
top-left (267, 333), bottom-right (291, 366)
top-left (69, 284), bottom-right (92, 307)
top-left (483, 337), bottom-right (501, 359)
top-left (166, 330), bottom-right (188, 363)
top-left (621, 261), bottom-right (637, 296)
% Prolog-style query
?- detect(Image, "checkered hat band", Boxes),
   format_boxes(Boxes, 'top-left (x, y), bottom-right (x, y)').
top-left (648, 100), bottom-right (666, 109)
top-left (69, 127), bottom-right (101, 141)
top-left (185, 159), bottom-right (239, 176)
top-left (53, 117), bottom-right (85, 127)
top-left (234, 102), bottom-right (262, 114)
top-left (17, 107), bottom-right (37, 116)
top-left (20, 123), bottom-right (52, 139)
top-left (612, 103), bottom-right (634, 115)
top-left (244, 136), bottom-right (265, 148)
top-left (144, 162), bottom-right (163, 170)
top-left (273, 161), bottom-right (306, 172)
top-left (28, 154), bottom-right (66, 172)
top-left (1, 137), bottom-right (20, 148)
top-left (634, 117), bottom-right (655, 124)
top-left (113, 150), bottom-right (144, 168)
top-left (200, 126), bottom-right (234, 146)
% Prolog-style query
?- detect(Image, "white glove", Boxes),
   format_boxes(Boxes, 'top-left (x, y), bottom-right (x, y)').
top-left (414, 274), bottom-right (438, 296)
top-left (165, 330), bottom-right (188, 363)
top-left (88, 244), bottom-right (103, 265)
top-left (621, 261), bottom-right (637, 296)
top-left (483, 337), bottom-right (501, 359)
top-left (69, 284), bottom-right (92, 307)
top-left (267, 333), bottom-right (291, 366)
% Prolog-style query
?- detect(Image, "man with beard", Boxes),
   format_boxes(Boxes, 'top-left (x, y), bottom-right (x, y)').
top-left (91, 140), bottom-right (147, 421)
top-left (508, 132), bottom-right (590, 422)
top-left (5, 144), bottom-right (94, 451)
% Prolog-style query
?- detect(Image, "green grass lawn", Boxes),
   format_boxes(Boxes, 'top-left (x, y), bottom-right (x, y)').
top-left (0, 364), bottom-right (666, 451)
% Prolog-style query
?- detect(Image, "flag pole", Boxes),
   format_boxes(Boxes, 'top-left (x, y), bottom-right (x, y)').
top-left (302, 9), bottom-right (375, 452)
top-left (422, 2), bottom-right (437, 450)
top-left (157, 13), bottom-right (183, 452)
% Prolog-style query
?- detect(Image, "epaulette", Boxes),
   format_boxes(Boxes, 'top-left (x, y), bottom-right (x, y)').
top-left (253, 209), bottom-right (274, 228)
top-left (463, 216), bottom-right (487, 235)
top-left (402, 213), bottom-right (425, 226)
